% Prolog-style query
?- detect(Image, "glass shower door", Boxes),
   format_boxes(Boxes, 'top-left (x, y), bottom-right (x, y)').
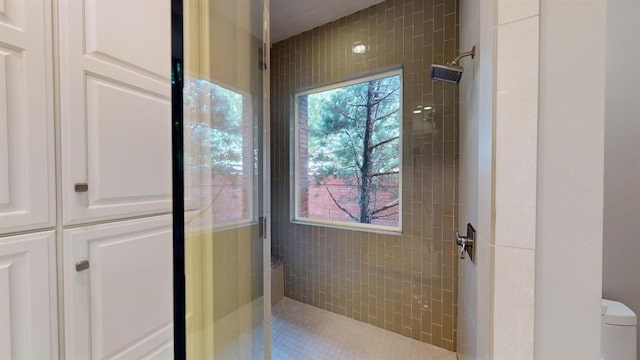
top-left (174, 0), bottom-right (270, 358)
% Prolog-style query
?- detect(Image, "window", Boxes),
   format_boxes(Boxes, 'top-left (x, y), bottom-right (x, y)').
top-left (294, 69), bottom-right (403, 232)
top-left (184, 78), bottom-right (255, 228)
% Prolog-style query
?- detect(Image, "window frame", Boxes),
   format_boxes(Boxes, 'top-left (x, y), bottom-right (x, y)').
top-left (292, 68), bottom-right (404, 234)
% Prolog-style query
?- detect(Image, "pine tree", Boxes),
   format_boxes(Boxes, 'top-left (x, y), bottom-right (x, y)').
top-left (305, 74), bottom-right (401, 224)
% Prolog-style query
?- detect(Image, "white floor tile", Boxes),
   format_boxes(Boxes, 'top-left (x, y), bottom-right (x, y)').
top-left (210, 297), bottom-right (457, 360)
top-left (271, 297), bottom-right (457, 360)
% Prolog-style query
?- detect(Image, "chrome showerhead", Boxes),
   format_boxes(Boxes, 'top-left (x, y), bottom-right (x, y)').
top-left (429, 46), bottom-right (475, 84)
top-left (429, 64), bottom-right (464, 84)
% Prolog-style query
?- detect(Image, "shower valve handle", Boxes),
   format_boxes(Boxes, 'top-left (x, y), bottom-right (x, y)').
top-left (455, 223), bottom-right (476, 261)
top-left (455, 232), bottom-right (469, 259)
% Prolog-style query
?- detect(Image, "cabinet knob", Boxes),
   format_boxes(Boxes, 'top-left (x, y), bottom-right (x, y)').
top-left (75, 260), bottom-right (90, 272)
top-left (74, 183), bottom-right (88, 192)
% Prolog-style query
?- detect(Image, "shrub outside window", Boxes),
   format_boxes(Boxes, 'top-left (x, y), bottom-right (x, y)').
top-left (294, 69), bottom-right (403, 232)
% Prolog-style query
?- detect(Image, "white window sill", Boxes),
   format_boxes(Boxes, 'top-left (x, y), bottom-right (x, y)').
top-left (291, 218), bottom-right (402, 235)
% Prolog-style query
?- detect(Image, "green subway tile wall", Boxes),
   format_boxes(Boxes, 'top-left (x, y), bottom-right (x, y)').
top-left (270, 0), bottom-right (459, 350)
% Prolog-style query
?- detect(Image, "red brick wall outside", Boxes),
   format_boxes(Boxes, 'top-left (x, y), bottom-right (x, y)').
top-left (304, 175), bottom-right (399, 227)
top-left (200, 176), bottom-right (250, 224)
top-left (298, 95), bottom-right (310, 217)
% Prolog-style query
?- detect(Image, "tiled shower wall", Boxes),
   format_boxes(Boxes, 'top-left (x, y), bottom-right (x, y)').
top-left (270, 0), bottom-right (459, 350)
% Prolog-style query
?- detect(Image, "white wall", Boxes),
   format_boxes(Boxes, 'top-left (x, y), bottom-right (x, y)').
top-left (492, 1), bottom-right (540, 358)
top-left (460, 0), bottom-right (541, 358)
top-left (603, 0), bottom-right (640, 357)
top-left (459, 1), bottom-right (609, 359)
top-left (474, 2), bottom-right (494, 358)
top-left (460, 0), bottom-right (543, 358)
top-left (535, 0), bottom-right (606, 359)
top-left (457, 0), bottom-right (480, 356)
top-left (457, 0), bottom-right (494, 358)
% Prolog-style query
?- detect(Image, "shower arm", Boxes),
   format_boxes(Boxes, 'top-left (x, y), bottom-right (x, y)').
top-left (450, 46), bottom-right (476, 65)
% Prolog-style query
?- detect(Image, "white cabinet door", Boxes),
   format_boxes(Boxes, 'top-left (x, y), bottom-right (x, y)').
top-left (64, 215), bottom-right (173, 359)
top-left (0, 231), bottom-right (57, 359)
top-left (59, 0), bottom-right (175, 225)
top-left (0, 0), bottom-right (55, 233)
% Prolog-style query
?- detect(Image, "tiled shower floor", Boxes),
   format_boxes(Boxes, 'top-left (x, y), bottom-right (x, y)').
top-left (211, 297), bottom-right (457, 359)
top-left (272, 297), bottom-right (457, 360)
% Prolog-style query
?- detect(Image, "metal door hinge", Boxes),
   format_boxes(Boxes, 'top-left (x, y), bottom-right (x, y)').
top-left (264, 216), bottom-right (268, 239)
top-left (259, 216), bottom-right (268, 239)
top-left (75, 260), bottom-right (90, 272)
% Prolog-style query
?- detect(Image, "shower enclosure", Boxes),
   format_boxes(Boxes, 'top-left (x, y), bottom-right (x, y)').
top-left (172, 0), bottom-right (271, 358)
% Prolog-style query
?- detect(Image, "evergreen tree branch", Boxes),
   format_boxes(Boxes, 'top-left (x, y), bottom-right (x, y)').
top-left (373, 108), bottom-right (400, 123)
top-left (369, 136), bottom-right (399, 151)
top-left (187, 184), bottom-right (226, 225)
top-left (371, 87), bottom-right (400, 104)
top-left (323, 182), bottom-right (359, 221)
top-left (371, 211), bottom-right (399, 220)
top-left (371, 169), bottom-right (399, 177)
top-left (340, 130), bottom-right (362, 170)
top-left (332, 105), bottom-right (359, 121)
top-left (371, 199), bottom-right (399, 215)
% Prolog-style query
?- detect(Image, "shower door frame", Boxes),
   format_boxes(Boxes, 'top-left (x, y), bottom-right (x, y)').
top-left (171, 0), bottom-right (272, 358)
top-left (171, 0), bottom-right (186, 358)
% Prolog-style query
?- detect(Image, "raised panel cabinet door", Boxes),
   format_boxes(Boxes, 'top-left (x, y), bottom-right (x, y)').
top-left (59, 0), bottom-right (197, 225)
top-left (0, 0), bottom-right (55, 233)
top-left (0, 231), bottom-right (57, 359)
top-left (63, 215), bottom-right (173, 359)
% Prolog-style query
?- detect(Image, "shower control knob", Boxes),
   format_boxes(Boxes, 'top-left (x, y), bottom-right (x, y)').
top-left (455, 223), bottom-right (476, 261)
top-left (455, 232), bottom-right (469, 259)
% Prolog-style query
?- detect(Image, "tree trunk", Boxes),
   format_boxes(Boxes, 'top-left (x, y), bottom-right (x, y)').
top-left (359, 81), bottom-right (377, 223)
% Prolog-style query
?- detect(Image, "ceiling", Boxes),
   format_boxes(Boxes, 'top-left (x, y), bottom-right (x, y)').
top-left (270, 0), bottom-right (385, 44)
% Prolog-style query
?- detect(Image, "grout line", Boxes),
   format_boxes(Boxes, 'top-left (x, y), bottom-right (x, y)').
top-left (490, 243), bottom-right (536, 251)
top-left (494, 14), bottom-right (539, 28)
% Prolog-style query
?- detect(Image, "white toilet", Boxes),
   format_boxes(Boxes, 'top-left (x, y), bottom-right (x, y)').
top-left (601, 299), bottom-right (637, 360)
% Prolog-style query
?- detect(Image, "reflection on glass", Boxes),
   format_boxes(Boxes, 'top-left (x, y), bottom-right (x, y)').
top-left (184, 80), bottom-right (253, 227)
top-left (183, 0), bottom-right (267, 358)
